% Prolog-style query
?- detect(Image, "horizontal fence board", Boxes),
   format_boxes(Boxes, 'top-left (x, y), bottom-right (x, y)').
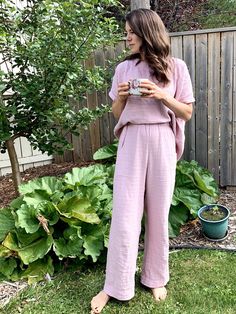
top-left (0, 153), bottom-right (52, 168)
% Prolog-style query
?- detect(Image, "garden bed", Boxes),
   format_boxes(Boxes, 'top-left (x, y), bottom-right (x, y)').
top-left (0, 162), bottom-right (235, 307)
top-left (0, 161), bottom-right (235, 251)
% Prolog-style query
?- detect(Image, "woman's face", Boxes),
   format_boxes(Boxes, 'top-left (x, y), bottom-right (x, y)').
top-left (125, 22), bottom-right (142, 54)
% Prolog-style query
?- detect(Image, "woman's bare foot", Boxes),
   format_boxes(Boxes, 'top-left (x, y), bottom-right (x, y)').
top-left (151, 287), bottom-right (167, 302)
top-left (91, 291), bottom-right (110, 313)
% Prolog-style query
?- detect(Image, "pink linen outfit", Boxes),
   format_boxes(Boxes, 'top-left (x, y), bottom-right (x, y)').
top-left (103, 58), bottom-right (195, 300)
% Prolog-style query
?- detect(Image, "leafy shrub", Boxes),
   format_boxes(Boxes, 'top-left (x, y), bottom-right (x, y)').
top-left (0, 164), bottom-right (114, 283)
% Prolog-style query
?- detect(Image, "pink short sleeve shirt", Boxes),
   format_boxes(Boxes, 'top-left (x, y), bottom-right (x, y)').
top-left (109, 57), bottom-right (195, 139)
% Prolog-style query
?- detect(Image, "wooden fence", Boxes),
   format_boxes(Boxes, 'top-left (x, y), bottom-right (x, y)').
top-left (44, 27), bottom-right (236, 187)
top-left (1, 25), bottom-right (235, 185)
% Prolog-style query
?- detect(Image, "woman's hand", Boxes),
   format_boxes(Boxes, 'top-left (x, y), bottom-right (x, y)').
top-left (112, 82), bottom-right (130, 120)
top-left (139, 80), bottom-right (167, 100)
top-left (118, 82), bottom-right (130, 101)
top-left (139, 79), bottom-right (192, 121)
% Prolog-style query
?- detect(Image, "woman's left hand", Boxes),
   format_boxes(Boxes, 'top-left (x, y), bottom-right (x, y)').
top-left (139, 79), bottom-right (168, 101)
top-left (139, 79), bottom-right (193, 121)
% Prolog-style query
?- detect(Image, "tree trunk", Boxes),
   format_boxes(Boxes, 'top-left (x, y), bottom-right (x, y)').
top-left (131, 0), bottom-right (150, 10)
top-left (6, 138), bottom-right (21, 195)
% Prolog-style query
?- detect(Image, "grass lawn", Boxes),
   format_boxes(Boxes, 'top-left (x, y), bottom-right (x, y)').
top-left (2, 249), bottom-right (236, 314)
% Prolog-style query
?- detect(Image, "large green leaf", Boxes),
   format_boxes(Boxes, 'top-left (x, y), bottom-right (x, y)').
top-left (15, 204), bottom-right (40, 233)
top-left (23, 190), bottom-right (50, 207)
top-left (83, 235), bottom-right (104, 262)
top-left (82, 224), bottom-right (106, 262)
top-left (0, 257), bottom-right (17, 278)
top-left (20, 256), bottom-right (54, 284)
top-left (193, 169), bottom-right (219, 197)
top-left (57, 195), bottom-right (100, 224)
top-left (93, 140), bottom-right (118, 160)
top-left (173, 187), bottom-right (203, 216)
top-left (201, 193), bottom-right (218, 205)
top-left (0, 207), bottom-right (15, 241)
top-left (176, 160), bottom-right (219, 198)
top-left (19, 176), bottom-right (63, 195)
top-left (53, 227), bottom-right (83, 258)
top-left (3, 232), bottom-right (53, 264)
top-left (169, 205), bottom-right (189, 237)
top-left (64, 165), bottom-right (107, 187)
top-left (0, 245), bottom-right (12, 258)
top-left (16, 227), bottom-right (47, 247)
top-left (10, 196), bottom-right (25, 209)
top-left (2, 232), bottom-right (19, 251)
top-left (17, 236), bottom-right (53, 265)
top-left (36, 201), bottom-right (59, 225)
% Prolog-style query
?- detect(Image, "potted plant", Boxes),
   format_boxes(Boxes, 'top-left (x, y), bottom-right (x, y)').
top-left (198, 204), bottom-right (230, 241)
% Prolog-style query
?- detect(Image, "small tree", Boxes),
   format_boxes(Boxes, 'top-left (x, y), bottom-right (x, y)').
top-left (0, 0), bottom-right (120, 193)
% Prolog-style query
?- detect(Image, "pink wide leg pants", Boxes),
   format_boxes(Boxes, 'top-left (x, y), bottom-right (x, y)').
top-left (103, 123), bottom-right (177, 300)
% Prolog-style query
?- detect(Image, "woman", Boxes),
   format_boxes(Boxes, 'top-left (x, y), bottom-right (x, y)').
top-left (91, 8), bottom-right (194, 313)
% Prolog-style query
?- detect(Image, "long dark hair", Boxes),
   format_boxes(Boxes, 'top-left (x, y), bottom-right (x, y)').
top-left (125, 9), bottom-right (171, 84)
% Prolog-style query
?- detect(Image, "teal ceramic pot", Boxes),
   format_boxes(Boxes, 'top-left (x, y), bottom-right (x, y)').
top-left (198, 204), bottom-right (230, 239)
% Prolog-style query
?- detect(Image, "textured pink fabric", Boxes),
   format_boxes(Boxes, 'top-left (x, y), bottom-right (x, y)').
top-left (109, 57), bottom-right (195, 160)
top-left (103, 124), bottom-right (176, 300)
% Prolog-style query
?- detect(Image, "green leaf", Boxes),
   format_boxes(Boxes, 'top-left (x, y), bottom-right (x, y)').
top-left (173, 187), bottom-right (202, 216)
top-left (3, 232), bottom-right (53, 264)
top-left (0, 257), bottom-right (17, 278)
top-left (16, 227), bottom-right (47, 247)
top-left (2, 232), bottom-right (19, 251)
top-left (83, 235), bottom-right (104, 262)
top-left (201, 193), bottom-right (218, 205)
top-left (0, 245), bottom-right (12, 258)
top-left (17, 236), bottom-right (53, 265)
top-left (57, 196), bottom-right (100, 224)
top-left (20, 256), bottom-right (54, 284)
top-left (36, 201), bottom-right (59, 225)
top-left (0, 207), bottom-right (15, 241)
top-left (15, 204), bottom-right (40, 233)
top-left (93, 140), bottom-right (118, 160)
top-left (82, 223), bottom-right (106, 262)
top-left (53, 227), bottom-right (83, 258)
top-left (193, 169), bottom-right (219, 197)
top-left (23, 190), bottom-right (51, 207)
top-left (64, 165), bottom-right (107, 187)
top-left (169, 205), bottom-right (189, 237)
top-left (10, 196), bottom-right (25, 209)
top-left (19, 177), bottom-right (63, 195)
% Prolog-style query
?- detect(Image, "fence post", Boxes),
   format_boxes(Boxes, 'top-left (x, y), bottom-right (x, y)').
top-left (130, 0), bottom-right (150, 10)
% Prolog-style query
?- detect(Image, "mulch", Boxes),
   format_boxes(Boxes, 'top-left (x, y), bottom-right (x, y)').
top-left (0, 162), bottom-right (236, 307)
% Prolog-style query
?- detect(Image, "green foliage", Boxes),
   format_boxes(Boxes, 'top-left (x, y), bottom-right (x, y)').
top-left (197, 0), bottom-right (236, 29)
top-left (169, 160), bottom-right (219, 237)
top-left (0, 164), bottom-right (113, 283)
top-left (0, 0), bottom-right (120, 154)
top-left (93, 139), bottom-right (118, 162)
